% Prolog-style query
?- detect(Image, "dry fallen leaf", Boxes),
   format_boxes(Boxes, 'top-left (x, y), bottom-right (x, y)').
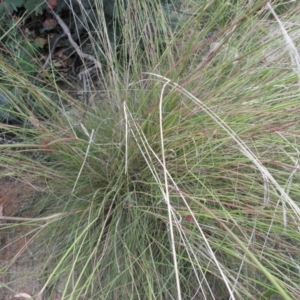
top-left (34, 37), bottom-right (47, 48)
top-left (185, 215), bottom-right (196, 223)
top-left (43, 18), bottom-right (57, 31)
top-left (47, 0), bottom-right (58, 9)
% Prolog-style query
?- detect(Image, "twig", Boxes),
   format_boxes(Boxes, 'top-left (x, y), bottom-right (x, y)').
top-left (77, 65), bottom-right (98, 79)
top-left (43, 32), bottom-right (66, 70)
top-left (77, 66), bottom-right (98, 104)
top-left (50, 9), bottom-right (103, 76)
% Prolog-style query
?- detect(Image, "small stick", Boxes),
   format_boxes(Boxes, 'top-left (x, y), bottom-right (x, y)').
top-left (50, 9), bottom-right (103, 77)
top-left (44, 32), bottom-right (66, 70)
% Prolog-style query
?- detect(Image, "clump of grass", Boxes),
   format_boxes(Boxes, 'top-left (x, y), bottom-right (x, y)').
top-left (1, 1), bottom-right (300, 299)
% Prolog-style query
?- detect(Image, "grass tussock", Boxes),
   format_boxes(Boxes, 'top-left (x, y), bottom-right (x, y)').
top-left (1, 1), bottom-right (300, 299)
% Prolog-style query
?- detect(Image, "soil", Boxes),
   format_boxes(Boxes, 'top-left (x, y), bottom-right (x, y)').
top-left (0, 178), bottom-right (57, 300)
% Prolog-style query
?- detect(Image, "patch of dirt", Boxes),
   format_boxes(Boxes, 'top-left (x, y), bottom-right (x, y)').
top-left (0, 179), bottom-right (33, 217)
top-left (0, 178), bottom-right (47, 300)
